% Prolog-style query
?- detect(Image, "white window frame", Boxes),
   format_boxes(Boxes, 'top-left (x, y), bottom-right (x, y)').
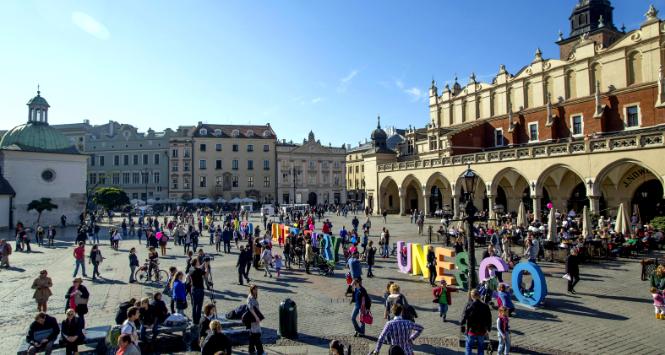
top-left (199, 128), bottom-right (207, 135)
top-left (494, 128), bottom-right (504, 147)
top-left (623, 103), bottom-right (642, 130)
top-left (528, 122), bottom-right (539, 142)
top-left (570, 113), bottom-right (584, 137)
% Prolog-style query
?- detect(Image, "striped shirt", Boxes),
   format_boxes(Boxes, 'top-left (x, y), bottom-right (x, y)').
top-left (374, 317), bottom-right (424, 355)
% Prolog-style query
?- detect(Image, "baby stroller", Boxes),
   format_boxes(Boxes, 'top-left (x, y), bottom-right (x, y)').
top-left (315, 254), bottom-right (335, 276)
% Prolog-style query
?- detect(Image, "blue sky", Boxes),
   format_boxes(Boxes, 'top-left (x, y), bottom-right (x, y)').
top-left (0, 0), bottom-right (655, 146)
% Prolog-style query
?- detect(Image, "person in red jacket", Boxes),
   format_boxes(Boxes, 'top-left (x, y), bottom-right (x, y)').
top-left (432, 279), bottom-right (455, 322)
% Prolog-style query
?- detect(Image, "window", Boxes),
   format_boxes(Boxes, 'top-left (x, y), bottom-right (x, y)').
top-left (247, 176), bottom-right (254, 188)
top-left (263, 160), bottom-right (270, 170)
top-left (153, 172), bottom-right (160, 184)
top-left (215, 176), bottom-right (223, 186)
top-left (114, 155), bottom-right (119, 166)
top-left (89, 173), bottom-right (97, 184)
top-left (133, 155), bottom-right (139, 165)
top-left (171, 149), bottom-right (178, 158)
top-left (232, 160), bottom-right (239, 170)
top-left (132, 172), bottom-right (140, 184)
top-left (154, 154), bottom-right (160, 165)
top-left (122, 172), bottom-right (130, 184)
top-left (214, 129), bottom-right (222, 136)
top-left (495, 128), bottom-right (504, 147)
top-left (247, 144), bottom-right (254, 152)
top-left (247, 160), bottom-right (254, 170)
top-left (171, 161), bottom-right (179, 172)
top-left (183, 177), bottom-right (190, 189)
top-left (184, 161), bottom-right (190, 172)
top-left (199, 128), bottom-right (207, 135)
top-left (199, 159), bottom-right (207, 170)
top-left (216, 160), bottom-right (222, 170)
top-left (309, 161), bottom-right (316, 169)
top-left (184, 148), bottom-right (191, 158)
top-left (143, 154), bottom-right (148, 165)
top-left (99, 173), bottom-right (106, 184)
top-left (141, 172), bottom-right (149, 184)
top-left (123, 155), bottom-right (129, 166)
top-left (232, 175), bottom-right (238, 187)
top-left (112, 173), bottom-right (120, 185)
top-left (628, 51), bottom-right (643, 86)
top-left (528, 122), bottom-right (539, 142)
top-left (232, 144), bottom-right (239, 152)
top-left (90, 154), bottom-right (95, 166)
top-left (334, 174), bottom-right (340, 186)
top-left (215, 143), bottom-right (222, 151)
top-left (264, 176), bottom-right (270, 187)
top-left (200, 176), bottom-right (207, 187)
top-left (263, 144), bottom-right (269, 152)
top-left (171, 177), bottom-right (178, 190)
top-left (626, 105), bottom-right (640, 128)
top-left (571, 115), bottom-right (583, 136)
top-left (200, 143), bottom-right (206, 152)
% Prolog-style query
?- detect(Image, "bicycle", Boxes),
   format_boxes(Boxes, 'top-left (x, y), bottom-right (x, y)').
top-left (134, 259), bottom-right (168, 285)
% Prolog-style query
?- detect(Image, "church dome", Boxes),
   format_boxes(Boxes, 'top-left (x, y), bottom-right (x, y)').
top-left (0, 122), bottom-right (76, 153)
top-left (371, 116), bottom-right (387, 141)
top-left (26, 94), bottom-right (50, 107)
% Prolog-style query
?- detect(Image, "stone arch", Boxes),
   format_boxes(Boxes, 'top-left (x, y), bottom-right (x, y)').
top-left (490, 167), bottom-right (530, 214)
top-left (593, 158), bottom-right (665, 218)
top-left (379, 176), bottom-right (400, 214)
top-left (425, 172), bottom-right (453, 214)
top-left (535, 164), bottom-right (587, 214)
top-left (401, 174), bottom-right (424, 214)
top-left (454, 170), bottom-right (489, 213)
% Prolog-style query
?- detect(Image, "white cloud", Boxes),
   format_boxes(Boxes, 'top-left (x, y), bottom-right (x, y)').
top-left (311, 97), bottom-right (323, 104)
top-left (337, 69), bottom-right (358, 92)
top-left (72, 11), bottom-right (110, 40)
top-left (404, 87), bottom-right (424, 102)
top-left (395, 79), bottom-right (404, 89)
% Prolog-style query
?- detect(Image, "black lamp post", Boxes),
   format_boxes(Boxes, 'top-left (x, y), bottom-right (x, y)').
top-left (462, 164), bottom-right (479, 289)
top-left (282, 166), bottom-right (301, 204)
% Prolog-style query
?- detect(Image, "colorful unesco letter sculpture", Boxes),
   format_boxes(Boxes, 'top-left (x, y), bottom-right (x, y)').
top-left (396, 241), bottom-right (547, 307)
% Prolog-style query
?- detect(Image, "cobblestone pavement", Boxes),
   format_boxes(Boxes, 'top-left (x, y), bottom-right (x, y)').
top-left (2, 214), bottom-right (664, 354)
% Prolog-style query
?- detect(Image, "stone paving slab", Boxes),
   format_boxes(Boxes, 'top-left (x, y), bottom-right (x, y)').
top-left (2, 214), bottom-right (665, 354)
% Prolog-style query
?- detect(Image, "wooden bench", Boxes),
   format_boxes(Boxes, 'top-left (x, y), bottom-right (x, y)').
top-left (16, 325), bottom-right (110, 355)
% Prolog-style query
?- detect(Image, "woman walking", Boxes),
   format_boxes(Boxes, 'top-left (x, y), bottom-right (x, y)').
top-left (89, 244), bottom-right (103, 280)
top-left (172, 271), bottom-right (188, 314)
top-left (427, 245), bottom-right (437, 286)
top-left (32, 270), bottom-right (53, 312)
top-left (565, 247), bottom-right (581, 294)
top-left (65, 278), bottom-right (90, 327)
top-left (246, 285), bottom-right (264, 355)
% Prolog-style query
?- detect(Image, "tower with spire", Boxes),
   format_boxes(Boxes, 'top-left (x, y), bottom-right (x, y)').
top-left (557, 0), bottom-right (623, 60)
top-left (27, 86), bottom-right (50, 124)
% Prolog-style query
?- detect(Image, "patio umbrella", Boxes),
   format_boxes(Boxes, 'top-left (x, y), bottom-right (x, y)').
top-left (229, 197), bottom-right (242, 204)
top-left (547, 207), bottom-right (557, 241)
top-left (147, 198), bottom-right (157, 204)
top-left (188, 198), bottom-right (202, 204)
top-left (201, 198), bottom-right (213, 204)
top-left (516, 201), bottom-right (528, 228)
top-left (244, 197), bottom-right (257, 203)
top-left (582, 205), bottom-right (593, 239)
top-left (173, 198), bottom-right (185, 204)
top-left (614, 203), bottom-right (630, 235)
top-left (216, 197), bottom-right (227, 204)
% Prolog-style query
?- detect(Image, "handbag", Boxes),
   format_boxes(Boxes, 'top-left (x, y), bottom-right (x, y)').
top-left (562, 273), bottom-right (572, 281)
top-left (176, 299), bottom-right (188, 310)
top-left (360, 308), bottom-right (373, 325)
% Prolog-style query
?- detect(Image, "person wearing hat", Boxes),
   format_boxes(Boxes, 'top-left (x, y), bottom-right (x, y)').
top-left (65, 278), bottom-right (90, 327)
top-left (32, 270), bottom-right (53, 312)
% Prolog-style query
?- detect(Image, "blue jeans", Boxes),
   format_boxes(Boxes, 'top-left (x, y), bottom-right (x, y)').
top-left (438, 303), bottom-right (449, 319)
top-left (351, 304), bottom-right (365, 334)
top-left (73, 259), bottom-right (86, 277)
top-left (497, 334), bottom-right (510, 355)
top-left (191, 288), bottom-right (205, 324)
top-left (465, 334), bottom-right (485, 355)
top-left (382, 244), bottom-right (389, 257)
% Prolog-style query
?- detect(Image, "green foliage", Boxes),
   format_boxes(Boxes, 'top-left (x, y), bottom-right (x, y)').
top-left (650, 216), bottom-right (665, 231)
top-left (27, 197), bottom-right (58, 224)
top-left (93, 187), bottom-right (129, 211)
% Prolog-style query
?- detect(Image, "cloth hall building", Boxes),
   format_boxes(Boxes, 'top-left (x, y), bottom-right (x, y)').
top-left (362, 2), bottom-right (665, 225)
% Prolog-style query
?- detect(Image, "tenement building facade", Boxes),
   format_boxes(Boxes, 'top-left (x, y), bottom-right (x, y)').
top-left (191, 123), bottom-right (277, 203)
top-left (277, 131), bottom-right (346, 205)
top-left (362, 2), bottom-right (665, 224)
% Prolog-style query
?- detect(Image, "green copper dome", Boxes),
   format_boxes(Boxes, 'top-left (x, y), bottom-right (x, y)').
top-left (0, 121), bottom-right (78, 153)
top-left (27, 94), bottom-right (50, 107)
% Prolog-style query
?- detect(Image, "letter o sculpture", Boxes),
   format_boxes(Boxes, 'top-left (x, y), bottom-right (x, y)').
top-left (478, 256), bottom-right (509, 282)
top-left (511, 261), bottom-right (547, 307)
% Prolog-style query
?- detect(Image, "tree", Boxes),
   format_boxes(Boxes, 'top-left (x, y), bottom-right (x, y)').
top-left (27, 198), bottom-right (58, 225)
top-left (93, 187), bottom-right (130, 211)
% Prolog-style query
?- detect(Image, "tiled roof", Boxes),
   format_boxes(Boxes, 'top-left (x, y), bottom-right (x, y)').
top-left (0, 175), bottom-right (15, 196)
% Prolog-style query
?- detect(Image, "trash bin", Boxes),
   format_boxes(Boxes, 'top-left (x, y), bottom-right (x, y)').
top-left (279, 298), bottom-right (298, 339)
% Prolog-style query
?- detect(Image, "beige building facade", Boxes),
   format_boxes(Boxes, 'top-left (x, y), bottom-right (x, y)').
top-left (191, 123), bottom-right (277, 203)
top-left (277, 132), bottom-right (346, 205)
top-left (360, 3), bottom-right (665, 224)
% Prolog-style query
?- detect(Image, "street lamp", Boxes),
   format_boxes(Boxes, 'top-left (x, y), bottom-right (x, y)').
top-left (462, 164), bottom-right (479, 289)
top-left (282, 166), bottom-right (301, 204)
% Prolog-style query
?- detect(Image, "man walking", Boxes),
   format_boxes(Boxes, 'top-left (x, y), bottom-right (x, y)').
top-left (461, 289), bottom-right (492, 355)
top-left (347, 251), bottom-right (362, 280)
top-left (371, 303), bottom-right (424, 355)
top-left (72, 242), bottom-right (87, 277)
top-left (236, 246), bottom-right (251, 285)
top-left (188, 259), bottom-right (206, 324)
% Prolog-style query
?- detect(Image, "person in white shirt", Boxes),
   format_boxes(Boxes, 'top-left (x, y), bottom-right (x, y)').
top-left (121, 306), bottom-right (140, 345)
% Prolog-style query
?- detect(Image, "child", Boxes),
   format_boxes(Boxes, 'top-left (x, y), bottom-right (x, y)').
top-left (274, 254), bottom-right (283, 278)
top-left (497, 306), bottom-right (511, 355)
top-left (497, 283), bottom-right (516, 316)
top-left (432, 279), bottom-right (454, 322)
top-left (650, 287), bottom-right (664, 319)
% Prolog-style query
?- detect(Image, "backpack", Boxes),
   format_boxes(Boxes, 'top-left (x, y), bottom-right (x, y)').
top-left (4, 243), bottom-right (11, 255)
top-left (395, 295), bottom-right (417, 320)
top-left (105, 325), bottom-right (122, 348)
top-left (389, 345), bottom-right (406, 355)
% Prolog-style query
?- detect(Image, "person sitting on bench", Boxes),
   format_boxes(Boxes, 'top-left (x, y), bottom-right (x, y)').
top-left (26, 312), bottom-right (60, 355)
